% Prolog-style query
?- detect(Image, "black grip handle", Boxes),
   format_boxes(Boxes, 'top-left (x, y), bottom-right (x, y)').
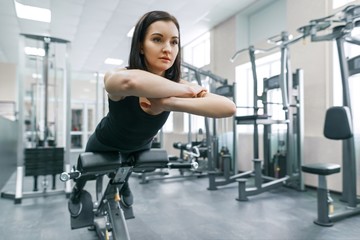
top-left (59, 171), bottom-right (81, 182)
top-left (173, 142), bottom-right (191, 150)
top-left (167, 162), bottom-right (198, 170)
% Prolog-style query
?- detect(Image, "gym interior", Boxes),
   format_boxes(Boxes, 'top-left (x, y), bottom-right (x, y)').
top-left (1, 0), bottom-right (360, 239)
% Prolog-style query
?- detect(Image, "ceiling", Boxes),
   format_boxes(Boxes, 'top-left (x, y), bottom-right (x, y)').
top-left (0, 0), bottom-right (258, 74)
top-left (0, 0), bottom-right (257, 72)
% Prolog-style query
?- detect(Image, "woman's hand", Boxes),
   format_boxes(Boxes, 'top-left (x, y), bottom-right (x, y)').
top-left (178, 79), bottom-right (207, 98)
top-left (139, 84), bottom-right (207, 113)
top-left (140, 97), bottom-right (170, 115)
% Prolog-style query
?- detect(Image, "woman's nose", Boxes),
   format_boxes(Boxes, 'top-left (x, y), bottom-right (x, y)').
top-left (162, 42), bottom-right (171, 52)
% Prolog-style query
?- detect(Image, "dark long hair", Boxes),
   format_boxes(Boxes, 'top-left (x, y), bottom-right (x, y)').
top-left (128, 11), bottom-right (181, 82)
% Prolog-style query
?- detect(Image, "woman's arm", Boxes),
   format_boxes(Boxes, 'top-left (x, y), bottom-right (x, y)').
top-left (104, 69), bottom-right (204, 101)
top-left (149, 92), bottom-right (236, 118)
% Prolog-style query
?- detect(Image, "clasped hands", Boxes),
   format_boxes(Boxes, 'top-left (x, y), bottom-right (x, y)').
top-left (140, 85), bottom-right (207, 110)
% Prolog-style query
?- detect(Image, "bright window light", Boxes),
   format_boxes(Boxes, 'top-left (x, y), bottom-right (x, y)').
top-left (14, 1), bottom-right (51, 23)
top-left (333, 0), bottom-right (354, 9)
top-left (93, 72), bottom-right (105, 78)
top-left (24, 47), bottom-right (45, 56)
top-left (104, 58), bottom-right (124, 65)
top-left (127, 27), bottom-right (135, 38)
top-left (32, 73), bottom-right (42, 79)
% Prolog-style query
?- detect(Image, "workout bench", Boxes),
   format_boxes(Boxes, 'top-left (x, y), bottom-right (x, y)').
top-left (61, 148), bottom-right (197, 239)
top-left (302, 106), bottom-right (360, 226)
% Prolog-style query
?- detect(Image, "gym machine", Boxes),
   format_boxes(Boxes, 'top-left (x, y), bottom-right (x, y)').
top-left (60, 149), bottom-right (197, 239)
top-left (205, 78), bottom-right (238, 190)
top-left (227, 30), bottom-right (306, 200)
top-left (299, 4), bottom-right (360, 226)
top-left (138, 141), bottom-right (205, 183)
top-left (1, 34), bottom-right (72, 203)
top-left (181, 62), bottom-right (240, 189)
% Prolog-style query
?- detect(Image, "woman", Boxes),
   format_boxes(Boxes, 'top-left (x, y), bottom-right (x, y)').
top-left (68, 10), bottom-right (236, 217)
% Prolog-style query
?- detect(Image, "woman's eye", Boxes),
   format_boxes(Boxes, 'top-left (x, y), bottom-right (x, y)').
top-left (152, 38), bottom-right (161, 42)
top-left (171, 40), bottom-right (178, 45)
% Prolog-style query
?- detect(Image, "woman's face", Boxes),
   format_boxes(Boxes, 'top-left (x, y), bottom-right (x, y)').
top-left (141, 20), bottom-right (179, 76)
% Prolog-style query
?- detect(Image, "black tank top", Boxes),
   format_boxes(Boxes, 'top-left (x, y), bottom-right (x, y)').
top-left (95, 96), bottom-right (170, 152)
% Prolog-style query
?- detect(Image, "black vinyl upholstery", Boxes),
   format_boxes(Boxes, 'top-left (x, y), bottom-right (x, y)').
top-left (301, 163), bottom-right (341, 175)
top-left (323, 106), bottom-right (353, 140)
top-left (77, 149), bottom-right (169, 174)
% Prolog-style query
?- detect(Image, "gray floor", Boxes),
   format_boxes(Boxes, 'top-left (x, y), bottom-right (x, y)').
top-left (1, 172), bottom-right (360, 240)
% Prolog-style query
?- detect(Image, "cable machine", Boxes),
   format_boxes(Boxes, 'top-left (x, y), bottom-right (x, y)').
top-left (1, 34), bottom-right (72, 203)
top-left (223, 30), bottom-right (306, 200)
top-left (181, 62), bottom-right (237, 179)
top-left (304, 5), bottom-right (359, 208)
top-left (298, 5), bottom-right (360, 224)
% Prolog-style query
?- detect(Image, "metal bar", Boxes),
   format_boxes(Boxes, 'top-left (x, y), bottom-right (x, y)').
top-left (15, 35), bottom-right (26, 203)
top-left (279, 43), bottom-right (289, 111)
top-left (336, 37), bottom-right (357, 207)
top-left (43, 40), bottom-right (50, 145)
top-left (296, 69), bottom-right (305, 191)
top-left (249, 47), bottom-right (260, 159)
top-left (64, 42), bottom-right (72, 194)
top-left (181, 62), bottom-right (227, 84)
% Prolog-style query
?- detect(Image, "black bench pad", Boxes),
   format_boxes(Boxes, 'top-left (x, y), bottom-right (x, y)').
top-left (77, 149), bottom-right (169, 173)
top-left (132, 149), bottom-right (169, 172)
top-left (301, 163), bottom-right (341, 175)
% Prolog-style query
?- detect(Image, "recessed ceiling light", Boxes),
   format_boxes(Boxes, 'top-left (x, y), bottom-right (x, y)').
top-left (14, 1), bottom-right (51, 23)
top-left (104, 58), bottom-right (124, 66)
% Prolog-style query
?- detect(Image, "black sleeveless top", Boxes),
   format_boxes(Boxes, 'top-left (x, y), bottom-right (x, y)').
top-left (95, 96), bottom-right (170, 152)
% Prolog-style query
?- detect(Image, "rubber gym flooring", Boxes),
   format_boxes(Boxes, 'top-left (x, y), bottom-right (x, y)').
top-left (1, 170), bottom-right (360, 240)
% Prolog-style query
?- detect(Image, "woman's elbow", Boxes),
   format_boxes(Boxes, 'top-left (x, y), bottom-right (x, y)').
top-left (213, 102), bottom-right (236, 118)
top-left (223, 102), bottom-right (236, 117)
top-left (104, 71), bottom-right (134, 94)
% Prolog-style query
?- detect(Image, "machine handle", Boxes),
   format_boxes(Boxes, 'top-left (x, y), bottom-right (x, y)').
top-left (168, 162), bottom-right (199, 170)
top-left (59, 171), bottom-right (81, 182)
top-left (173, 142), bottom-right (192, 150)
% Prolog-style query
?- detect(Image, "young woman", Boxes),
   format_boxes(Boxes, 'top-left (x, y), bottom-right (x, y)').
top-left (68, 10), bottom-right (236, 217)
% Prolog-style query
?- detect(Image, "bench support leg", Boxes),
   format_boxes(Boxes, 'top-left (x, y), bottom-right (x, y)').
top-left (315, 175), bottom-right (333, 227)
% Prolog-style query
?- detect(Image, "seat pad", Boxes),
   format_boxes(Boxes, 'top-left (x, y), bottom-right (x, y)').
top-left (77, 149), bottom-right (169, 173)
top-left (302, 163), bottom-right (341, 175)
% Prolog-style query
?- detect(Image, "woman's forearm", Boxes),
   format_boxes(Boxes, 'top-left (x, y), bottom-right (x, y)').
top-left (164, 93), bottom-right (236, 118)
top-left (104, 69), bottom-right (197, 99)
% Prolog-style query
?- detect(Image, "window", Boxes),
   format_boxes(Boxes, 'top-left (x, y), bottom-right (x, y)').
top-left (333, 0), bottom-right (354, 9)
top-left (162, 112), bottom-right (173, 133)
top-left (183, 32), bottom-right (210, 68)
top-left (183, 113), bottom-right (206, 134)
top-left (182, 32), bottom-right (211, 134)
top-left (235, 52), bottom-right (281, 133)
top-left (183, 77), bottom-right (210, 134)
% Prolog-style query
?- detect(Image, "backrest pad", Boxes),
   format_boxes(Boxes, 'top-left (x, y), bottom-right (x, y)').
top-left (323, 106), bottom-right (353, 140)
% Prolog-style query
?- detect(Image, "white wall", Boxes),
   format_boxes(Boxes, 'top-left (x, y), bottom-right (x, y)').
top-left (0, 62), bottom-right (16, 102)
top-left (248, 0), bottom-right (286, 45)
